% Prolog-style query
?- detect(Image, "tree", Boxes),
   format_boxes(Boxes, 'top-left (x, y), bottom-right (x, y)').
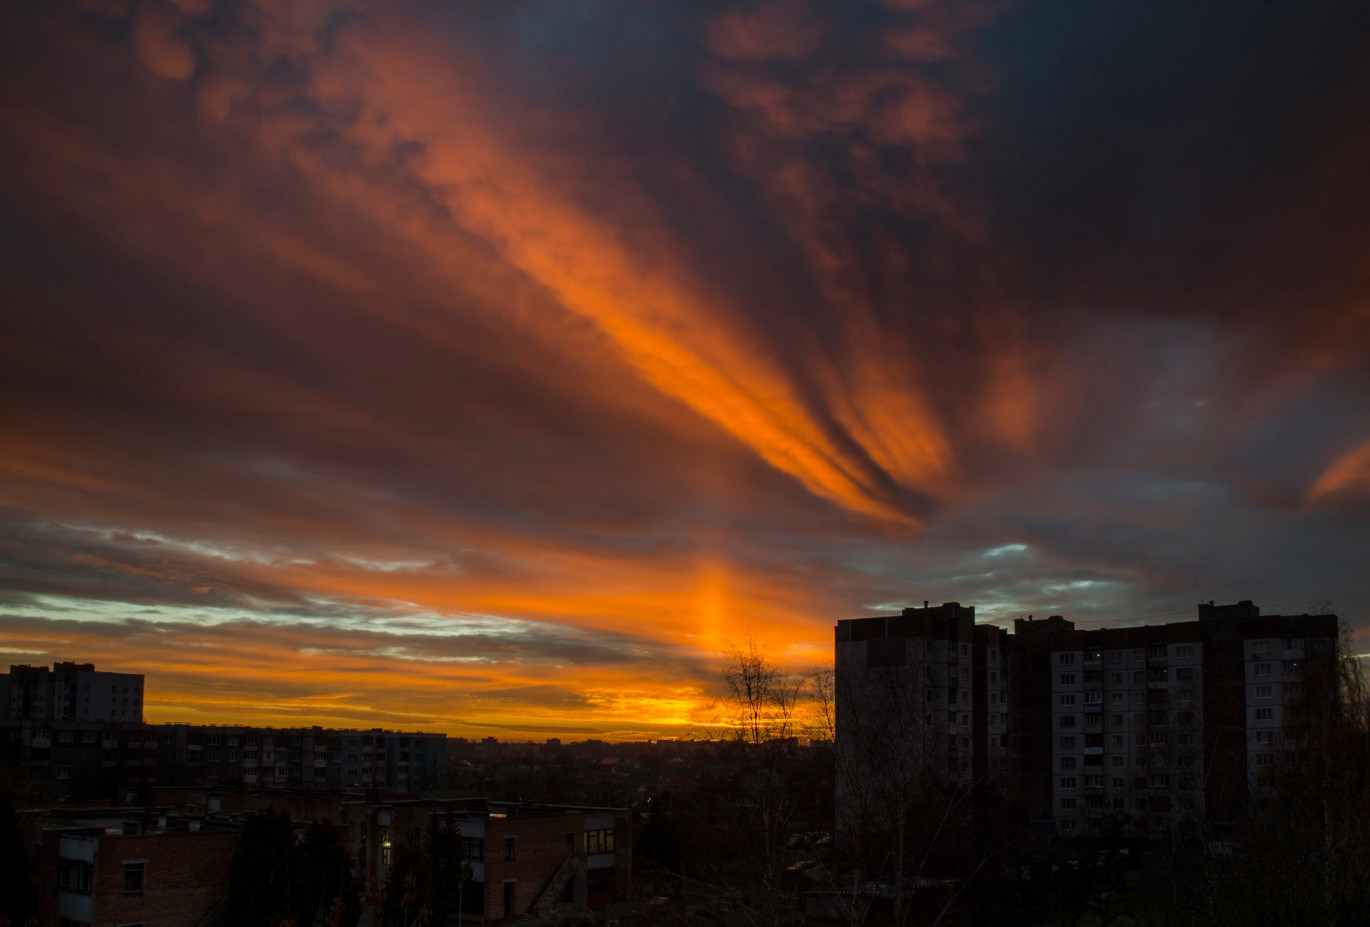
top-left (379, 818), bottom-right (472, 927)
top-left (226, 811), bottom-right (361, 927)
top-left (0, 790), bottom-right (37, 926)
top-left (721, 640), bottom-right (806, 894)
top-left (1200, 624), bottom-right (1370, 927)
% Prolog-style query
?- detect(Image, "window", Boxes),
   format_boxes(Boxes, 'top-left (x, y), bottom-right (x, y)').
top-left (961, 667), bottom-right (970, 682)
top-left (1283, 660), bottom-right (1304, 675)
top-left (1176, 667), bottom-right (1194, 682)
top-left (1253, 640), bottom-right (1270, 655)
top-left (1111, 672), bottom-right (1124, 685)
top-left (1254, 753), bottom-right (1272, 767)
top-left (1255, 730), bottom-right (1273, 744)
top-left (1060, 735), bottom-right (1077, 749)
top-left (961, 713), bottom-right (970, 727)
top-left (503, 881), bottom-right (516, 917)
top-left (587, 867), bottom-right (615, 895)
top-left (1255, 685), bottom-right (1272, 698)
top-left (1111, 651), bottom-right (1123, 665)
top-left (1059, 653), bottom-right (1076, 666)
top-left (1256, 708), bottom-right (1274, 721)
top-left (1059, 818), bottom-right (1076, 832)
top-left (960, 691), bottom-right (970, 705)
top-left (1283, 636), bottom-right (1302, 651)
top-left (504, 836), bottom-right (516, 861)
top-left (1060, 694), bottom-right (1076, 707)
top-left (1112, 734), bottom-right (1124, 747)
top-left (1255, 663), bottom-right (1272, 677)
top-left (1059, 674), bottom-right (1076, 686)
top-left (463, 837), bottom-right (484, 860)
top-left (58, 859), bottom-right (93, 893)
top-left (1147, 645), bottom-right (1166, 659)
top-left (1060, 797), bottom-right (1077, 809)
top-left (1177, 645), bottom-right (1194, 659)
top-left (124, 861), bottom-right (145, 894)
top-left (1060, 777), bottom-right (1077, 789)
top-left (1059, 715), bottom-right (1076, 728)
top-left (1111, 714), bottom-right (1124, 727)
top-left (584, 829), bottom-right (615, 854)
top-left (1060, 757), bottom-right (1077, 770)
top-left (1112, 756), bottom-right (1125, 768)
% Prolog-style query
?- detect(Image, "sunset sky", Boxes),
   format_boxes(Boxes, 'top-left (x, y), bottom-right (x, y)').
top-left (2, 0), bottom-right (1368, 740)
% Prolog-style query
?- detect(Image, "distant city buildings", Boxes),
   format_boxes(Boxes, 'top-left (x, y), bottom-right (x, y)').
top-left (836, 599), bottom-right (1340, 841)
top-left (0, 662), bottom-right (446, 798)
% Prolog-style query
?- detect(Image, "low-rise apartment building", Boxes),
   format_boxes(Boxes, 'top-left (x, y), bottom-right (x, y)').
top-left (340, 798), bottom-right (631, 924)
top-left (34, 810), bottom-right (239, 927)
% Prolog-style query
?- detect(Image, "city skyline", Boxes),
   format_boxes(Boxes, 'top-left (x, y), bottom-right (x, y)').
top-left (2, 1), bottom-right (1369, 740)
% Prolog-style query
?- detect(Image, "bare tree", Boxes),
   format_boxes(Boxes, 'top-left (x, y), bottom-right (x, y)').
top-left (1201, 623), bottom-right (1370, 927)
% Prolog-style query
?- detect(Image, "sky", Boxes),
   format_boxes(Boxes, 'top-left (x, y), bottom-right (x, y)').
top-left (1, 0), bottom-right (1368, 741)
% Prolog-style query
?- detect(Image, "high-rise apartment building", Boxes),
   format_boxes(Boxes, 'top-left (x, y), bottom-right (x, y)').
top-left (1, 662), bottom-right (145, 723)
top-left (836, 600), bottom-right (1339, 841)
top-left (1014, 601), bottom-right (1337, 838)
top-left (834, 603), bottom-right (1011, 840)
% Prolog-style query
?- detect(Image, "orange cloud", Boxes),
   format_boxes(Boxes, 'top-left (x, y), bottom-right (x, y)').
top-left (1310, 438), bottom-right (1370, 501)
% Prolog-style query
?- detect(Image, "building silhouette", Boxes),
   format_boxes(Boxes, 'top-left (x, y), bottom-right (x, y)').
top-left (836, 600), bottom-right (1339, 841)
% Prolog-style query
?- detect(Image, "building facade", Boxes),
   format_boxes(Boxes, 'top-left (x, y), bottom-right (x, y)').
top-left (1, 662), bottom-right (145, 723)
top-left (834, 603), bottom-right (1012, 843)
top-left (1013, 601), bottom-right (1337, 839)
top-left (340, 799), bottom-right (632, 924)
top-left (836, 600), bottom-right (1339, 843)
top-left (1, 717), bottom-right (446, 798)
top-left (35, 810), bottom-right (239, 927)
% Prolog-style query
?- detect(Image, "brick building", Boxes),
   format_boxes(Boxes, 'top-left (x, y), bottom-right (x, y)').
top-left (341, 798), bottom-right (631, 924)
top-left (35, 810), bottom-right (239, 927)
